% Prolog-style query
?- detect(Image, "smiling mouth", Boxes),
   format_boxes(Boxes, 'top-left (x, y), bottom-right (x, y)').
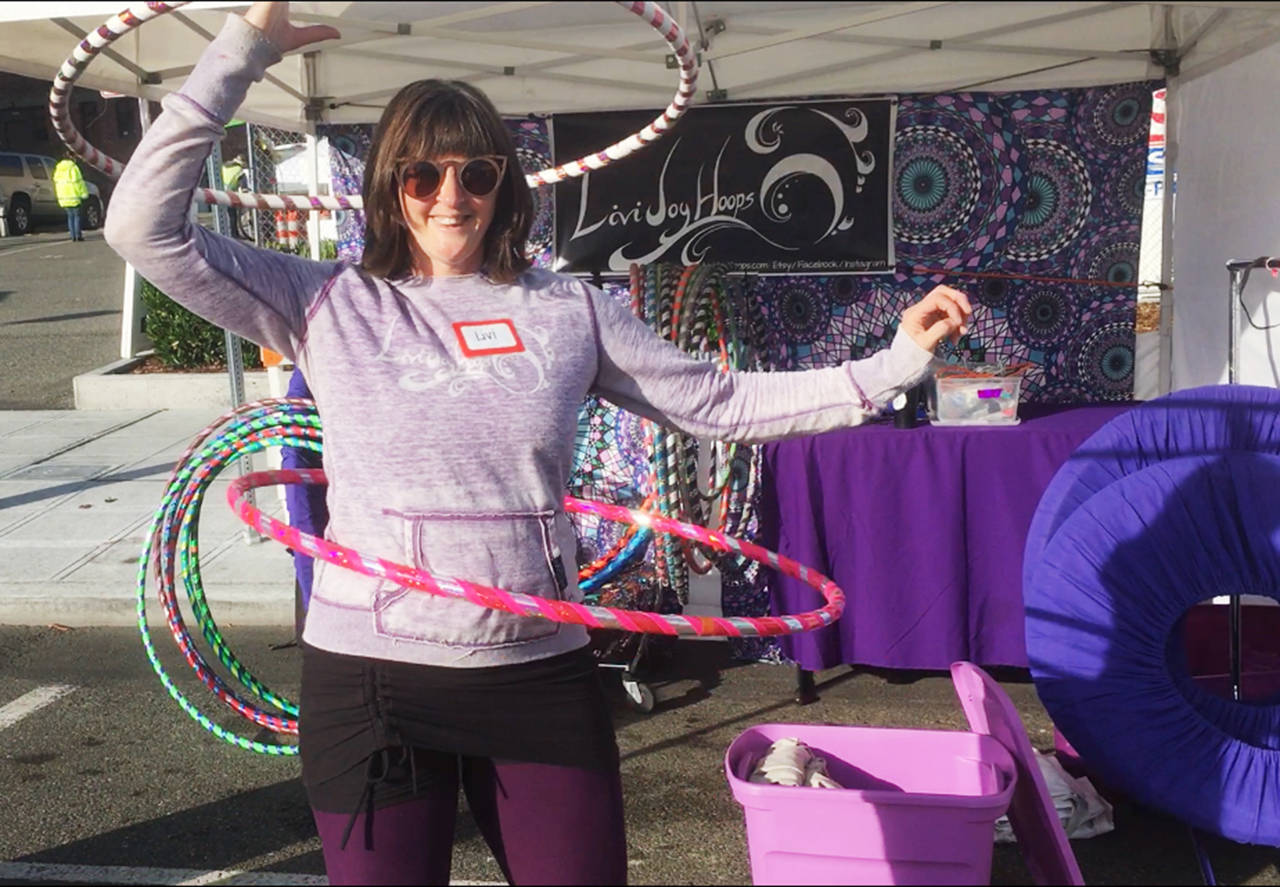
top-left (431, 215), bottom-right (472, 227)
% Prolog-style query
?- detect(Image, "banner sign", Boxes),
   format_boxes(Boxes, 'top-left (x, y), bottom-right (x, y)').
top-left (552, 99), bottom-right (895, 276)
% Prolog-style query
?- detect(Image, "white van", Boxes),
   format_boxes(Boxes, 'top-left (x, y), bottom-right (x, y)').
top-left (0, 151), bottom-right (105, 236)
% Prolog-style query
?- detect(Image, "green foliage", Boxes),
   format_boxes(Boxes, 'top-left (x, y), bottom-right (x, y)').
top-left (139, 278), bottom-right (261, 370)
top-left (137, 238), bottom-right (337, 369)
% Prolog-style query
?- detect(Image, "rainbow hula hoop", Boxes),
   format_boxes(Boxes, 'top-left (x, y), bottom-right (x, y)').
top-left (48, 1), bottom-right (699, 211)
top-left (141, 400), bottom-right (845, 755)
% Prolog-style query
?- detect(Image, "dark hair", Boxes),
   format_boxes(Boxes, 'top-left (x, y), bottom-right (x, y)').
top-left (359, 80), bottom-right (532, 284)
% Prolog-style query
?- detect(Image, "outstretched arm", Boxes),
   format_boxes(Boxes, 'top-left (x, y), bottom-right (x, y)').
top-left (104, 2), bottom-right (341, 362)
top-left (589, 283), bottom-right (971, 444)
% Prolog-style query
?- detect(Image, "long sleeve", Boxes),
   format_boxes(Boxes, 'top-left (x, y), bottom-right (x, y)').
top-left (588, 285), bottom-right (934, 444)
top-left (103, 14), bottom-right (337, 362)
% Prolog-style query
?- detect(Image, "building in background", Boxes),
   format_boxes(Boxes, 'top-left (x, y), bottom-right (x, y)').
top-left (0, 71), bottom-right (159, 207)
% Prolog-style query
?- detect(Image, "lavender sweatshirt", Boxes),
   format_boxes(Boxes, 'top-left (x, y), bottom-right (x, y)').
top-left (105, 14), bottom-right (935, 668)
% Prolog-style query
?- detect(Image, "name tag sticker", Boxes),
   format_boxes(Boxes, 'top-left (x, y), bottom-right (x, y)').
top-left (453, 319), bottom-right (524, 357)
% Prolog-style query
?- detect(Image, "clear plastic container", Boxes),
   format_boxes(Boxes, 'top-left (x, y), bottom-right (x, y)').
top-left (725, 723), bottom-right (1017, 885)
top-left (926, 362), bottom-right (1028, 426)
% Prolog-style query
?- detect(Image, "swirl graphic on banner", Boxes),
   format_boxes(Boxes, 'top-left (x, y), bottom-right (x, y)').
top-left (760, 155), bottom-right (851, 239)
top-left (554, 100), bottom-right (895, 275)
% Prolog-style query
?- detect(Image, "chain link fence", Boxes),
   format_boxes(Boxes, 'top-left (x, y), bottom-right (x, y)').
top-left (217, 121), bottom-right (313, 255)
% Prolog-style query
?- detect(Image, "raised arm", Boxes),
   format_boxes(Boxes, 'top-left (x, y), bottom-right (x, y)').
top-left (589, 283), bottom-right (971, 444)
top-left (104, 4), bottom-right (341, 362)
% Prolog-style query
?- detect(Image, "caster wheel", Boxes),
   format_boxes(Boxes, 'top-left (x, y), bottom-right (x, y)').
top-left (622, 676), bottom-right (656, 713)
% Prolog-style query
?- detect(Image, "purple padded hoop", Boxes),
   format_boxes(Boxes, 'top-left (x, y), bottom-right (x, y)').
top-left (1026, 451), bottom-right (1280, 846)
top-left (1022, 384), bottom-right (1280, 595)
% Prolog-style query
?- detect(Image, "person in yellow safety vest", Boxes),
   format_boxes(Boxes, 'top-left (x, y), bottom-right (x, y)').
top-left (221, 153), bottom-right (249, 239)
top-left (52, 150), bottom-right (90, 242)
top-left (221, 153), bottom-right (246, 189)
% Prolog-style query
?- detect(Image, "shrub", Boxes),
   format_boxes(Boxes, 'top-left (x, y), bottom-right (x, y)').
top-left (138, 238), bottom-right (338, 369)
top-left (139, 278), bottom-right (261, 370)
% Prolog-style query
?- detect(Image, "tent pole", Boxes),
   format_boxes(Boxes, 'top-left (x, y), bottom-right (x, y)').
top-left (1157, 11), bottom-right (1179, 397)
top-left (304, 50), bottom-right (323, 262)
top-left (119, 97), bottom-right (154, 359)
top-left (305, 126), bottom-right (322, 261)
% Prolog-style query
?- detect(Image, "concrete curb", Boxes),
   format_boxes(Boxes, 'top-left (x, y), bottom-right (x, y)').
top-left (0, 593), bottom-right (295, 627)
top-left (73, 355), bottom-right (275, 410)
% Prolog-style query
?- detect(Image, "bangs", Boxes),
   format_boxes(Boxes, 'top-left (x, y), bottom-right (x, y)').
top-left (399, 94), bottom-right (501, 161)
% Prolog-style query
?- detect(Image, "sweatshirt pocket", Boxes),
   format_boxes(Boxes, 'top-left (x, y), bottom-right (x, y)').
top-left (372, 509), bottom-right (564, 648)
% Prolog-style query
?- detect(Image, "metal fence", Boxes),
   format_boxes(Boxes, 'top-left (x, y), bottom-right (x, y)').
top-left (215, 121), bottom-right (312, 255)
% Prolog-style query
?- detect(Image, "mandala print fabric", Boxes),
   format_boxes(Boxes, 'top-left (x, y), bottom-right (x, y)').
top-left (509, 117), bottom-right (556, 270)
top-left (754, 81), bottom-right (1154, 410)
top-left (317, 124), bottom-right (372, 264)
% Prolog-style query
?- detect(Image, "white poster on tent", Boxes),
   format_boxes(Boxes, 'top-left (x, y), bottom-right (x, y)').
top-left (1134, 87), bottom-right (1166, 400)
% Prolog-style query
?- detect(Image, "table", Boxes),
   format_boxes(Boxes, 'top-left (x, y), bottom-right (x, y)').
top-left (758, 404), bottom-right (1133, 675)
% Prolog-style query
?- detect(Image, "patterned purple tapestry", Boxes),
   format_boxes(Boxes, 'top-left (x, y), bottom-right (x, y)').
top-left (753, 81), bottom-right (1154, 407)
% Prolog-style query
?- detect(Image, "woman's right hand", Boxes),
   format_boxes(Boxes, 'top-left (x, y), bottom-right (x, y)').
top-left (242, 1), bottom-right (341, 54)
top-left (898, 284), bottom-right (973, 352)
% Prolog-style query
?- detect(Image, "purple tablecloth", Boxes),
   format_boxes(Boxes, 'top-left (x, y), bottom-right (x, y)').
top-left (759, 404), bottom-right (1133, 671)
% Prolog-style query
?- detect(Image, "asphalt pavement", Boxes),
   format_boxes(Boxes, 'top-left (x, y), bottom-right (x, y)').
top-left (0, 231), bottom-right (125, 410)
top-left (2, 406), bottom-right (1278, 885)
top-left (4, 625), bottom-right (1279, 886)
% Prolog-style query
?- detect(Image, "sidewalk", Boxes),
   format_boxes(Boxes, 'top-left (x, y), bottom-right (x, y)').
top-left (0, 409), bottom-right (295, 626)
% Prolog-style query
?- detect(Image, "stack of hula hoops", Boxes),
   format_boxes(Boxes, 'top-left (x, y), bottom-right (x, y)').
top-left (141, 396), bottom-right (845, 753)
top-left (570, 262), bottom-right (766, 611)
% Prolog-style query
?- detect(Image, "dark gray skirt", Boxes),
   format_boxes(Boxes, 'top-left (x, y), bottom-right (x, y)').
top-left (298, 641), bottom-right (620, 813)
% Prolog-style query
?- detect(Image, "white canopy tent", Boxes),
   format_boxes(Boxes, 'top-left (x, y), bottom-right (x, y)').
top-left (1, 2), bottom-right (1276, 124)
top-left (2, 1), bottom-right (1279, 392)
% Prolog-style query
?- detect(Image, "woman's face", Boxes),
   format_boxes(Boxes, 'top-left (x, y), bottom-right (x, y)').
top-left (398, 154), bottom-right (501, 277)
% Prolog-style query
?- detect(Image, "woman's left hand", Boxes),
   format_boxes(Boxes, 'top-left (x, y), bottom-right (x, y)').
top-left (899, 285), bottom-right (973, 352)
top-left (242, 2), bottom-right (341, 54)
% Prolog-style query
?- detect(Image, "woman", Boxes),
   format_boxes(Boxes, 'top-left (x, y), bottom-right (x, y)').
top-left (105, 3), bottom-right (972, 885)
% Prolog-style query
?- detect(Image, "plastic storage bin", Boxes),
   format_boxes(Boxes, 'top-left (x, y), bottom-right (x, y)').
top-left (927, 363), bottom-right (1028, 426)
top-left (725, 723), bottom-right (1016, 885)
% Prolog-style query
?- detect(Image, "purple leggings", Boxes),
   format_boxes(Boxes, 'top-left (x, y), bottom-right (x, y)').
top-left (312, 756), bottom-right (627, 886)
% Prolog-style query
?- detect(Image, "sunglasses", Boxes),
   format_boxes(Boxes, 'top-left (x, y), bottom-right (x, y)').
top-left (398, 156), bottom-right (507, 200)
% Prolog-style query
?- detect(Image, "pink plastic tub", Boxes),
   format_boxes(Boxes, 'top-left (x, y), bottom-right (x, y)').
top-left (725, 723), bottom-right (1017, 885)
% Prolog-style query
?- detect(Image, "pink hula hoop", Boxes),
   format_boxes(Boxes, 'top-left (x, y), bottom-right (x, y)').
top-left (49, 1), bottom-right (699, 212)
top-left (229, 469), bottom-right (845, 638)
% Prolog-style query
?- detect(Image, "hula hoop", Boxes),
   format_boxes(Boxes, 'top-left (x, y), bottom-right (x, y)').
top-left (139, 399), bottom-right (324, 755)
top-left (143, 400), bottom-right (844, 755)
top-left (230, 471), bottom-right (845, 639)
top-left (49, 1), bottom-right (699, 212)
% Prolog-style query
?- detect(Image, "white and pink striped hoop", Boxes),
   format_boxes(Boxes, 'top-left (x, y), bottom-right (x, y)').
top-left (49, 1), bottom-right (699, 213)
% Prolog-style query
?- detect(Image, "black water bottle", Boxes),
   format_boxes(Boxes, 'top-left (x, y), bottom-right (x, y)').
top-left (893, 383), bottom-right (923, 429)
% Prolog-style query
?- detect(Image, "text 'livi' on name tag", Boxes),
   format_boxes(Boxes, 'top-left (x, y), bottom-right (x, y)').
top-left (453, 319), bottom-right (525, 357)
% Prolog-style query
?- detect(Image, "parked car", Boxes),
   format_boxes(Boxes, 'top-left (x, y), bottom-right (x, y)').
top-left (0, 151), bottom-right (105, 236)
